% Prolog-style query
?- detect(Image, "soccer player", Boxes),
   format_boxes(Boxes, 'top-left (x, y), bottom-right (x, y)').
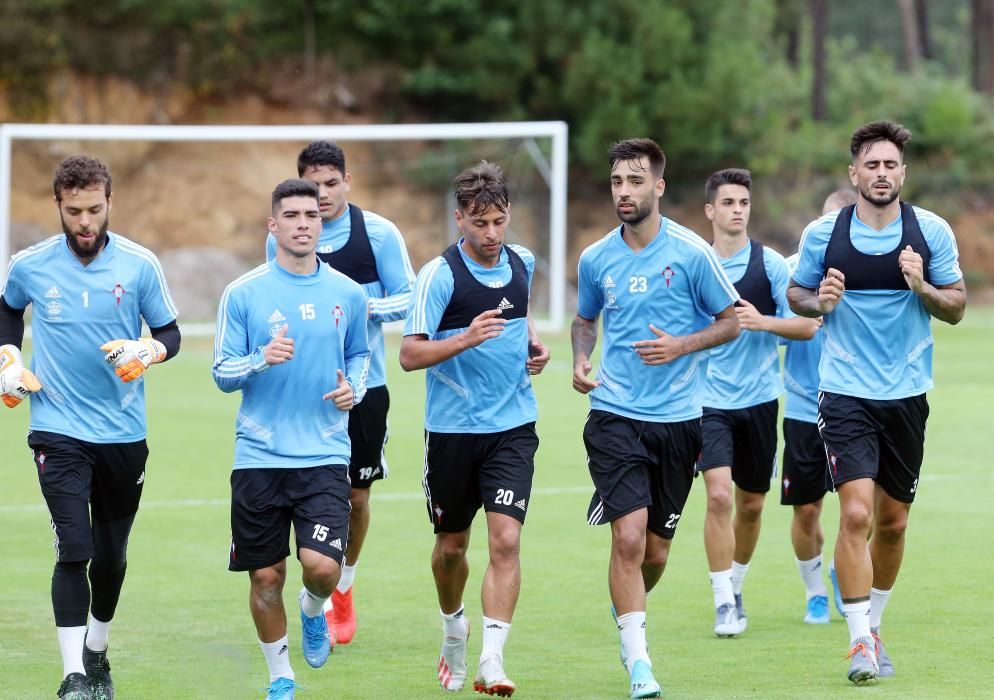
top-left (789, 121), bottom-right (966, 684)
top-left (781, 188), bottom-right (858, 625)
top-left (215, 179), bottom-right (370, 700)
top-left (572, 139), bottom-right (740, 699)
top-left (267, 141), bottom-right (415, 644)
top-left (400, 161), bottom-right (549, 697)
top-left (697, 169), bottom-right (818, 638)
top-left (0, 155), bottom-right (181, 700)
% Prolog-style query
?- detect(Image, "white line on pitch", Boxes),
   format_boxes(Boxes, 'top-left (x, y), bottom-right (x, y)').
top-left (0, 485), bottom-right (594, 514)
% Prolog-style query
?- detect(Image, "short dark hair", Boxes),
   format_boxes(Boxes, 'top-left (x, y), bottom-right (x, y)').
top-left (850, 121), bottom-right (912, 159)
top-left (607, 138), bottom-right (666, 178)
top-left (705, 168), bottom-right (752, 203)
top-left (53, 155), bottom-right (111, 201)
top-left (453, 161), bottom-right (509, 216)
top-left (271, 178), bottom-right (320, 213)
top-left (297, 140), bottom-right (346, 176)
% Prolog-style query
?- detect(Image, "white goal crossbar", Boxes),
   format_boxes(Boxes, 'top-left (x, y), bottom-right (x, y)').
top-left (0, 121), bottom-right (568, 331)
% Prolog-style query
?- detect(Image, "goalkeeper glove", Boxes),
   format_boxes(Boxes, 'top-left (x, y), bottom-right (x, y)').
top-left (100, 338), bottom-right (167, 382)
top-left (0, 344), bottom-right (42, 408)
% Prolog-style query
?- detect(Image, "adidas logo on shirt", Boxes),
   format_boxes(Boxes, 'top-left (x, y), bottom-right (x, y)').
top-left (44, 286), bottom-right (62, 298)
top-left (330, 538), bottom-right (343, 551)
top-left (497, 297), bottom-right (514, 311)
top-left (514, 499), bottom-right (527, 511)
top-left (268, 309), bottom-right (286, 323)
top-left (603, 276), bottom-right (616, 289)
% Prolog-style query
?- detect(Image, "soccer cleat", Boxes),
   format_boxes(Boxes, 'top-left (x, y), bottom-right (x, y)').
top-left (828, 560), bottom-right (845, 618)
top-left (714, 602), bottom-right (742, 637)
top-left (265, 676), bottom-right (296, 700)
top-left (438, 617), bottom-right (470, 691)
top-left (628, 659), bottom-right (661, 699)
top-left (473, 654), bottom-right (516, 697)
top-left (804, 594), bottom-right (831, 624)
top-left (734, 593), bottom-right (748, 633)
top-left (845, 636), bottom-right (879, 685)
top-left (83, 645), bottom-right (114, 700)
top-left (57, 672), bottom-right (92, 699)
top-left (871, 628), bottom-right (895, 677)
top-left (298, 589), bottom-right (331, 668)
top-left (331, 587), bottom-right (356, 645)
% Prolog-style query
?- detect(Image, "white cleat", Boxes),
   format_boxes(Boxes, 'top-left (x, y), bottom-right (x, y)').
top-left (714, 602), bottom-right (744, 637)
top-left (438, 617), bottom-right (470, 692)
top-left (474, 654), bottom-right (516, 697)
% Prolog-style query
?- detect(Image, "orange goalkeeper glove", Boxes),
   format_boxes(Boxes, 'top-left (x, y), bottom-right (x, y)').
top-left (100, 338), bottom-right (167, 382)
top-left (0, 344), bottom-right (42, 408)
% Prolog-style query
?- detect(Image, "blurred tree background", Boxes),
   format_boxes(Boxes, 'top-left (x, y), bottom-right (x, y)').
top-left (2, 0), bottom-right (993, 284)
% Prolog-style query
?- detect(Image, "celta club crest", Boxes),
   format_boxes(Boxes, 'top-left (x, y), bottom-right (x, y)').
top-left (661, 266), bottom-right (677, 288)
top-left (332, 305), bottom-right (344, 328)
top-left (829, 453), bottom-right (838, 475)
top-left (112, 283), bottom-right (126, 306)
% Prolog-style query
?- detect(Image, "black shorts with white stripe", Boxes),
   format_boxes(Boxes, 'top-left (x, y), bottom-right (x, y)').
top-left (422, 423), bottom-right (538, 534)
top-left (583, 410), bottom-right (700, 540)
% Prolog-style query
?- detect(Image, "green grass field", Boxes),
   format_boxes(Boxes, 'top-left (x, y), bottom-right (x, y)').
top-left (2, 309), bottom-right (993, 699)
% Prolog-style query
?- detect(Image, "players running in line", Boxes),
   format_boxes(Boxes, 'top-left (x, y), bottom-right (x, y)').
top-left (3, 120), bottom-right (966, 697)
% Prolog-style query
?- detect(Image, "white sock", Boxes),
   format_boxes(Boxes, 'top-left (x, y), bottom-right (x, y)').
top-left (616, 611), bottom-right (650, 674)
top-left (441, 606), bottom-right (468, 638)
top-left (336, 563), bottom-right (357, 593)
top-left (57, 626), bottom-right (87, 678)
top-left (299, 587), bottom-right (327, 618)
top-left (480, 616), bottom-right (511, 663)
top-left (260, 636), bottom-right (294, 683)
top-left (731, 561), bottom-right (751, 595)
top-left (796, 555), bottom-right (829, 599)
top-left (85, 615), bottom-right (111, 652)
top-left (842, 600), bottom-right (872, 645)
top-left (869, 587), bottom-right (891, 631)
top-left (710, 568), bottom-right (734, 608)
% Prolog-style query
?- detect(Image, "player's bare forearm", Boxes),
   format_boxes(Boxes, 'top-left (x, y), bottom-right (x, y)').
top-left (917, 279), bottom-right (967, 325)
top-left (766, 315), bottom-right (819, 341)
top-left (570, 314), bottom-right (598, 366)
top-left (679, 306), bottom-right (740, 354)
top-left (399, 333), bottom-right (467, 371)
top-left (787, 282), bottom-right (825, 318)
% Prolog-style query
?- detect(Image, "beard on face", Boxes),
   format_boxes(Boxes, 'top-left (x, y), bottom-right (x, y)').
top-left (61, 212), bottom-right (109, 261)
top-left (859, 181), bottom-right (901, 207)
top-left (616, 198), bottom-right (653, 225)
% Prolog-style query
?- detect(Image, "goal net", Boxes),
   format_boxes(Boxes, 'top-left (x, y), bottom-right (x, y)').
top-left (0, 122), bottom-right (568, 333)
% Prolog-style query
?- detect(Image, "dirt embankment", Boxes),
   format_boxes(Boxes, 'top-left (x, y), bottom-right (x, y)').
top-left (6, 74), bottom-right (993, 319)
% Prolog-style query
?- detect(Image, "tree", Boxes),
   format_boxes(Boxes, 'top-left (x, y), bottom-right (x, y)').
top-left (811, 0), bottom-right (828, 121)
top-left (897, 0), bottom-right (923, 71)
top-left (972, 0), bottom-right (994, 92)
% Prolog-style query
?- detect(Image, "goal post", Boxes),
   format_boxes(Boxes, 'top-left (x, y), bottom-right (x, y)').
top-left (0, 121), bottom-right (568, 332)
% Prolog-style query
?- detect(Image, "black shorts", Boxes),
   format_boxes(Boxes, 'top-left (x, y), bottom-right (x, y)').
top-left (229, 466), bottom-right (351, 571)
top-left (422, 423), bottom-right (538, 534)
top-left (781, 418), bottom-right (830, 506)
top-left (697, 400), bottom-right (779, 494)
top-left (583, 410), bottom-right (700, 540)
top-left (349, 385), bottom-right (390, 488)
top-left (818, 392), bottom-right (929, 503)
top-left (27, 430), bottom-right (148, 563)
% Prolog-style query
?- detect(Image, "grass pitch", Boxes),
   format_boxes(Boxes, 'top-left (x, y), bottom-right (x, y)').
top-left (1, 309), bottom-right (992, 698)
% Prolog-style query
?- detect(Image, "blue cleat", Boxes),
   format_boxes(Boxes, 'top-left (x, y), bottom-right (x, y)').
top-left (828, 560), bottom-right (844, 619)
top-left (804, 595), bottom-right (830, 624)
top-left (265, 676), bottom-right (296, 700)
top-left (629, 659), bottom-right (661, 699)
top-left (871, 628), bottom-right (895, 677)
top-left (299, 589), bottom-right (331, 668)
top-left (734, 593), bottom-right (748, 633)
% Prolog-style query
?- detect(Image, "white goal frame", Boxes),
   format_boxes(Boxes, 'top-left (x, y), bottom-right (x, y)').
top-left (0, 121), bottom-right (568, 331)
